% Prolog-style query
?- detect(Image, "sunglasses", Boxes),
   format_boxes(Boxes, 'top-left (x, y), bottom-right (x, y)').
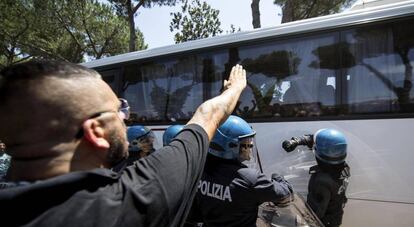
top-left (119, 98), bottom-right (130, 120)
top-left (75, 98), bottom-right (130, 139)
top-left (240, 144), bottom-right (254, 149)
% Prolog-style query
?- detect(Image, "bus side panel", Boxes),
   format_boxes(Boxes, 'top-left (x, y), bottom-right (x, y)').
top-left (343, 199), bottom-right (414, 227)
top-left (251, 118), bottom-right (414, 226)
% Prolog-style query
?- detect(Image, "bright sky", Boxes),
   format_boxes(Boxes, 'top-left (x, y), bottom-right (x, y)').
top-left (136, 0), bottom-right (282, 49)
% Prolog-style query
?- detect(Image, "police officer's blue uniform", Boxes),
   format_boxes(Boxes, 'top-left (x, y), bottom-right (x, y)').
top-left (192, 154), bottom-right (292, 227)
top-left (307, 128), bottom-right (350, 227)
top-left (188, 116), bottom-right (292, 227)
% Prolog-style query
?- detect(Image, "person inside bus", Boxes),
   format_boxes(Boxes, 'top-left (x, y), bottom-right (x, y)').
top-left (112, 125), bottom-right (156, 172)
top-left (0, 140), bottom-right (11, 181)
top-left (187, 115), bottom-right (293, 227)
top-left (0, 60), bottom-right (247, 226)
top-left (163, 124), bottom-right (184, 146)
top-left (307, 129), bottom-right (350, 227)
top-left (236, 99), bottom-right (256, 118)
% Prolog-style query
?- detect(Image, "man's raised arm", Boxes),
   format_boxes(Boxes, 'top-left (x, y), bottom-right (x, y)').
top-left (187, 64), bottom-right (246, 140)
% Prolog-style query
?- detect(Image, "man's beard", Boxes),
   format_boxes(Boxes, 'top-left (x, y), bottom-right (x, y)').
top-left (106, 128), bottom-right (128, 167)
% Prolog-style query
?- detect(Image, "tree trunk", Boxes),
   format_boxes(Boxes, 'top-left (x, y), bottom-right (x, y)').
top-left (127, 0), bottom-right (136, 52)
top-left (251, 0), bottom-right (261, 29)
top-left (281, 0), bottom-right (294, 23)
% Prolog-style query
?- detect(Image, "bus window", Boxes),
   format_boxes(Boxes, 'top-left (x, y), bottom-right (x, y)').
top-left (343, 18), bottom-right (414, 114)
top-left (122, 58), bottom-right (198, 123)
top-left (99, 69), bottom-right (121, 93)
top-left (238, 32), bottom-right (340, 120)
top-left (122, 50), bottom-right (228, 124)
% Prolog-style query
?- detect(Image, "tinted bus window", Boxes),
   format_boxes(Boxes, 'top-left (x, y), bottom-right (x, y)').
top-left (343, 18), bottom-right (414, 114)
top-left (237, 32), bottom-right (340, 120)
top-left (100, 69), bottom-right (121, 92)
top-left (122, 50), bottom-right (228, 123)
top-left (97, 17), bottom-right (414, 123)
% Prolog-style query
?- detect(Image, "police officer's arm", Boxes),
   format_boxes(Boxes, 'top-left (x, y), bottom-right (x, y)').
top-left (237, 169), bottom-right (293, 204)
top-left (307, 183), bottom-right (331, 219)
top-left (269, 173), bottom-right (294, 206)
top-left (187, 64), bottom-right (246, 141)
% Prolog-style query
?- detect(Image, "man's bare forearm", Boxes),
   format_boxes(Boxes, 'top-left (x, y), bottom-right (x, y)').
top-left (187, 65), bottom-right (246, 140)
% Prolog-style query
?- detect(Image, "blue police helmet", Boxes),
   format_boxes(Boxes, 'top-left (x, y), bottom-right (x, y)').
top-left (314, 128), bottom-right (347, 165)
top-left (163, 124), bottom-right (184, 146)
top-left (127, 125), bottom-right (154, 152)
top-left (209, 115), bottom-right (256, 160)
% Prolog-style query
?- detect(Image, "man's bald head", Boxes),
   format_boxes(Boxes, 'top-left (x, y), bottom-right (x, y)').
top-left (0, 60), bottom-right (118, 148)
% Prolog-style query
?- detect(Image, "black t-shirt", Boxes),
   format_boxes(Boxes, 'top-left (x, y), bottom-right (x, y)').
top-left (0, 124), bottom-right (209, 227)
top-left (189, 154), bottom-right (293, 227)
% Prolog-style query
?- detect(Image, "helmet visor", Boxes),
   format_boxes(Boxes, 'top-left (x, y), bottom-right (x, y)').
top-left (130, 131), bottom-right (156, 155)
top-left (239, 137), bottom-right (261, 171)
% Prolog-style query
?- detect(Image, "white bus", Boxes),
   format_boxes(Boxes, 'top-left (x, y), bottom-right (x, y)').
top-left (83, 1), bottom-right (414, 226)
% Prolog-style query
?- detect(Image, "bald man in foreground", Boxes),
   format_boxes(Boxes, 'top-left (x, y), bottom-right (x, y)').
top-left (0, 60), bottom-right (246, 227)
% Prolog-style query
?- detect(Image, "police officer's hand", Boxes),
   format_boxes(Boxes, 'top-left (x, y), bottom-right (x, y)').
top-left (273, 195), bottom-right (294, 207)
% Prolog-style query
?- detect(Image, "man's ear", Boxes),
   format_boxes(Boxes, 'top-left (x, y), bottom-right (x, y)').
top-left (82, 119), bottom-right (110, 149)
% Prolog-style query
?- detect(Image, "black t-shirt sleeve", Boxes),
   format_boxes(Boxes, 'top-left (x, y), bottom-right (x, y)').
top-left (121, 124), bottom-right (209, 226)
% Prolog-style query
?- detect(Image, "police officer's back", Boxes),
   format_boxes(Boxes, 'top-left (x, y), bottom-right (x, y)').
top-left (190, 115), bottom-right (293, 227)
top-left (307, 129), bottom-right (350, 227)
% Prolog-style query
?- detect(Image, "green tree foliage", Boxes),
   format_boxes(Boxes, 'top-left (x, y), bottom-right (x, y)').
top-left (170, 0), bottom-right (223, 43)
top-left (0, 0), bottom-right (146, 68)
top-left (274, 0), bottom-right (356, 23)
top-left (1, 0), bottom-right (36, 67)
top-left (109, 0), bottom-right (177, 51)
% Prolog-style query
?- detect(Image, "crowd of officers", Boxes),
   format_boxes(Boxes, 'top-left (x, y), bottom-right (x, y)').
top-left (0, 60), bottom-right (349, 227)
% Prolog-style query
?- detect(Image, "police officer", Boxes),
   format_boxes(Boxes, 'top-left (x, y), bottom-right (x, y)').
top-left (190, 115), bottom-right (293, 227)
top-left (127, 125), bottom-right (155, 158)
top-left (112, 125), bottom-right (155, 172)
top-left (163, 125), bottom-right (184, 146)
top-left (307, 128), bottom-right (350, 227)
